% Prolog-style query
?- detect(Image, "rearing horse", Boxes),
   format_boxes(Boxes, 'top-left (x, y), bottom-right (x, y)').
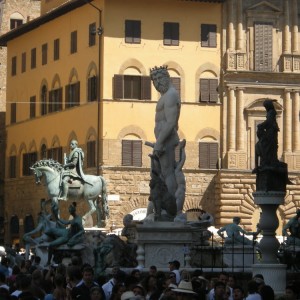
top-left (31, 159), bottom-right (109, 227)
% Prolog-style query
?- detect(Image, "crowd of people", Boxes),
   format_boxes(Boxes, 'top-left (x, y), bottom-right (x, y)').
top-left (0, 255), bottom-right (299, 300)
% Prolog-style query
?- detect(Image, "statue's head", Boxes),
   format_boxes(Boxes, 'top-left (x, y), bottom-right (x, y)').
top-left (233, 216), bottom-right (241, 224)
top-left (70, 140), bottom-right (78, 150)
top-left (263, 99), bottom-right (275, 111)
top-left (150, 65), bottom-right (170, 94)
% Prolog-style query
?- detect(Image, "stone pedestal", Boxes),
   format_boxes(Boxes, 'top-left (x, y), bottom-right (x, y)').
top-left (135, 222), bottom-right (193, 268)
top-left (252, 191), bottom-right (286, 294)
top-left (223, 245), bottom-right (258, 267)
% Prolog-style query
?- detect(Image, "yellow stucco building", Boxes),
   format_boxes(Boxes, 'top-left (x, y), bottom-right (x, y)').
top-left (1, 0), bottom-right (300, 245)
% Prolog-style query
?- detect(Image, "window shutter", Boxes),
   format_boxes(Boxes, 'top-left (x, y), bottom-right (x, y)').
top-left (209, 25), bottom-right (217, 47)
top-left (164, 22), bottom-right (172, 45)
top-left (200, 79), bottom-right (209, 102)
top-left (172, 23), bottom-right (179, 46)
top-left (141, 76), bottom-right (151, 100)
top-left (9, 156), bottom-right (16, 178)
top-left (201, 24), bottom-right (209, 47)
top-left (113, 75), bottom-right (124, 99)
top-left (75, 82), bottom-right (80, 105)
top-left (89, 23), bottom-right (96, 46)
top-left (132, 140), bottom-right (142, 167)
top-left (209, 79), bottom-right (218, 103)
top-left (11, 103), bottom-right (16, 124)
top-left (171, 77), bottom-right (181, 98)
top-left (48, 90), bottom-right (53, 113)
top-left (133, 20), bottom-right (141, 43)
top-left (87, 140), bottom-right (96, 167)
top-left (65, 84), bottom-right (70, 108)
top-left (199, 142), bottom-right (209, 168)
top-left (209, 143), bottom-right (218, 169)
top-left (58, 87), bottom-right (63, 111)
top-left (122, 140), bottom-right (132, 166)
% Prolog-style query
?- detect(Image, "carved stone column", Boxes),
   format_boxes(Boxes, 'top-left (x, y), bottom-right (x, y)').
top-left (283, 0), bottom-right (291, 54)
top-left (284, 90), bottom-right (292, 152)
top-left (292, 0), bottom-right (298, 53)
top-left (228, 87), bottom-right (236, 151)
top-left (292, 91), bottom-right (300, 151)
top-left (236, 88), bottom-right (244, 151)
top-left (236, 0), bottom-right (243, 51)
top-left (227, 0), bottom-right (235, 50)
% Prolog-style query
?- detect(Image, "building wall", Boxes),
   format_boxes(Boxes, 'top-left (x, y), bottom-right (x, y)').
top-left (0, 0), bottom-right (40, 243)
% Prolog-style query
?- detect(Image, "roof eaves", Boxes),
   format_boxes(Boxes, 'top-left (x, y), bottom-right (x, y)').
top-left (0, 0), bottom-right (92, 46)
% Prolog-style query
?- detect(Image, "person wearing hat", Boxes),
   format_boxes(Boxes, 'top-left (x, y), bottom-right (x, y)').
top-left (120, 290), bottom-right (142, 300)
top-left (168, 260), bottom-right (180, 284)
top-left (171, 280), bottom-right (196, 299)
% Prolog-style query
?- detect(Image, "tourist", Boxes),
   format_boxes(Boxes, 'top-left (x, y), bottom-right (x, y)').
top-left (52, 274), bottom-right (67, 300)
top-left (110, 283), bottom-right (126, 300)
top-left (141, 274), bottom-right (157, 300)
top-left (232, 286), bottom-right (245, 300)
top-left (245, 280), bottom-right (261, 300)
top-left (90, 286), bottom-right (106, 300)
top-left (207, 272), bottom-right (230, 300)
top-left (0, 272), bottom-right (9, 290)
top-left (148, 266), bottom-right (157, 276)
top-left (259, 285), bottom-right (274, 300)
top-left (179, 269), bottom-right (191, 282)
top-left (72, 266), bottom-right (100, 300)
top-left (102, 269), bottom-right (126, 300)
top-left (212, 281), bottom-right (226, 300)
top-left (168, 261), bottom-right (180, 284)
top-left (172, 280), bottom-right (197, 299)
top-left (285, 284), bottom-right (298, 300)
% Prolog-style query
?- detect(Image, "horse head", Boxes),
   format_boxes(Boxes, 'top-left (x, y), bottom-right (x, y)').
top-left (31, 159), bottom-right (63, 185)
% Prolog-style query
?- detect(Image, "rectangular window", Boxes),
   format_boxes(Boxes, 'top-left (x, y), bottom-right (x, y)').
top-left (47, 147), bottom-right (62, 163)
top-left (31, 48), bottom-right (36, 69)
top-left (201, 24), bottom-right (217, 47)
top-left (254, 23), bottom-right (273, 71)
top-left (163, 22), bottom-right (179, 46)
top-left (11, 56), bottom-right (17, 76)
top-left (89, 23), bottom-right (96, 47)
top-left (122, 140), bottom-right (142, 167)
top-left (9, 156), bottom-right (17, 178)
top-left (199, 142), bottom-right (218, 169)
top-left (11, 103), bottom-right (16, 124)
top-left (10, 19), bottom-right (23, 30)
top-left (113, 75), bottom-right (151, 100)
top-left (87, 140), bottom-right (96, 167)
top-left (54, 38), bottom-right (60, 61)
top-left (88, 76), bottom-right (97, 102)
top-left (125, 20), bottom-right (141, 44)
top-left (30, 96), bottom-right (36, 118)
top-left (23, 152), bottom-right (37, 176)
top-left (42, 43), bottom-right (48, 65)
top-left (70, 31), bottom-right (77, 54)
top-left (49, 88), bottom-right (63, 113)
top-left (199, 79), bottom-right (218, 103)
top-left (171, 77), bottom-right (181, 98)
top-left (65, 82), bottom-right (80, 108)
top-left (21, 52), bottom-right (26, 73)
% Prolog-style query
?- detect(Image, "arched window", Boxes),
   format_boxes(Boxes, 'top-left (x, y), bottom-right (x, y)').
top-left (199, 71), bottom-right (218, 103)
top-left (10, 12), bottom-right (24, 30)
top-left (40, 144), bottom-right (47, 159)
top-left (10, 215), bottom-right (19, 237)
top-left (41, 85), bottom-right (48, 115)
top-left (24, 215), bottom-right (35, 233)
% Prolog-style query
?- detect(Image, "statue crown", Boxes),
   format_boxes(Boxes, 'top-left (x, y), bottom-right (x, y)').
top-left (150, 65), bottom-right (169, 77)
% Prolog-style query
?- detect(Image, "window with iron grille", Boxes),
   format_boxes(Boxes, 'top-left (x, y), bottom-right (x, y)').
top-left (87, 140), bottom-right (96, 167)
top-left (122, 140), bottom-right (142, 167)
top-left (199, 142), bottom-right (218, 169)
top-left (201, 24), bottom-right (217, 47)
top-left (89, 23), bottom-right (96, 47)
top-left (71, 31), bottom-right (77, 54)
top-left (9, 155), bottom-right (16, 178)
top-left (113, 75), bottom-right (151, 100)
top-left (199, 79), bottom-right (218, 103)
top-left (49, 88), bottom-right (63, 113)
top-left (163, 22), bottom-right (179, 46)
top-left (31, 48), bottom-right (36, 69)
top-left (11, 56), bottom-right (17, 76)
top-left (54, 38), bottom-right (60, 61)
top-left (10, 19), bottom-right (23, 30)
top-left (125, 20), bottom-right (141, 44)
top-left (47, 147), bottom-right (63, 163)
top-left (41, 85), bottom-right (48, 115)
top-left (23, 152), bottom-right (38, 176)
top-left (42, 43), bottom-right (48, 65)
top-left (11, 103), bottom-right (16, 124)
top-left (88, 76), bottom-right (97, 102)
top-left (65, 82), bottom-right (80, 108)
top-left (30, 96), bottom-right (36, 118)
top-left (21, 52), bottom-right (26, 73)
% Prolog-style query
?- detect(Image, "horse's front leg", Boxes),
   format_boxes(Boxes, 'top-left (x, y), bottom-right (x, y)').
top-left (51, 197), bottom-right (59, 221)
top-left (82, 199), bottom-right (97, 226)
top-left (95, 198), bottom-right (106, 228)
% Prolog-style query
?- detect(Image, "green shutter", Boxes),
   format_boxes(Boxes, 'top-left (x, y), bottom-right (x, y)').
top-left (113, 75), bottom-right (124, 99)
